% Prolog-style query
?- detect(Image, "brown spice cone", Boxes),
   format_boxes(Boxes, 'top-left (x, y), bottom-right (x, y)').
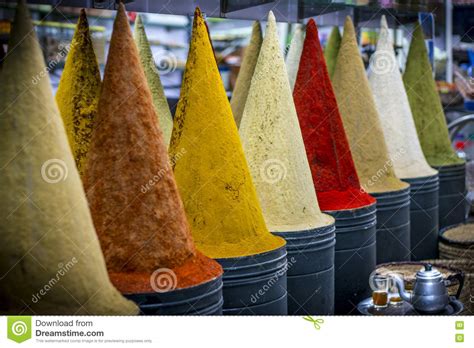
top-left (83, 3), bottom-right (221, 294)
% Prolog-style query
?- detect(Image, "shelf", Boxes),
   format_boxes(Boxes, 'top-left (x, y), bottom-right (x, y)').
top-left (0, 0), bottom-right (440, 22)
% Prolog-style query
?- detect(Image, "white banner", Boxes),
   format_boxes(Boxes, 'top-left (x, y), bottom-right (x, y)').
top-left (0, 315), bottom-right (470, 347)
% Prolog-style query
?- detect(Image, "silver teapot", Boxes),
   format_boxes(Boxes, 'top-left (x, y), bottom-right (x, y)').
top-left (392, 264), bottom-right (460, 313)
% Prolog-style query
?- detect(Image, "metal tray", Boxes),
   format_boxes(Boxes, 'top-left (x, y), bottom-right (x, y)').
top-left (357, 297), bottom-right (464, 316)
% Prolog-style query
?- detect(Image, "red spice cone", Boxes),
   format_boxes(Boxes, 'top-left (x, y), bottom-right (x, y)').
top-left (293, 19), bottom-right (375, 211)
top-left (83, 3), bottom-right (222, 294)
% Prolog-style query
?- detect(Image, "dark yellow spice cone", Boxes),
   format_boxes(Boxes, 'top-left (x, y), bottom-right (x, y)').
top-left (56, 9), bottom-right (101, 176)
top-left (169, 8), bottom-right (285, 259)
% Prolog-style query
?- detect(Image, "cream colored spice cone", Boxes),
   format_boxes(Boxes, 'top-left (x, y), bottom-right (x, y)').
top-left (240, 12), bottom-right (334, 232)
top-left (0, 0), bottom-right (137, 315)
top-left (369, 16), bottom-right (437, 179)
top-left (230, 21), bottom-right (262, 128)
top-left (332, 17), bottom-right (408, 194)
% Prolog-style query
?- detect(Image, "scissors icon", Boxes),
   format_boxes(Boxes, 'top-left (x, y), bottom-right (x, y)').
top-left (303, 316), bottom-right (324, 330)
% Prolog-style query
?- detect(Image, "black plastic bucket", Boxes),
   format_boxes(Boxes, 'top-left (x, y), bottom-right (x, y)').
top-left (371, 187), bottom-right (411, 263)
top-left (403, 174), bottom-right (439, 260)
top-left (325, 203), bottom-right (377, 314)
top-left (273, 223), bottom-right (336, 315)
top-left (125, 275), bottom-right (223, 315)
top-left (216, 246), bottom-right (288, 315)
top-left (434, 163), bottom-right (468, 229)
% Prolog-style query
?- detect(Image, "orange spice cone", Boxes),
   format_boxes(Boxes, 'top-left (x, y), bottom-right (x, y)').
top-left (83, 3), bottom-right (222, 295)
top-left (169, 8), bottom-right (285, 259)
top-left (56, 9), bottom-right (101, 176)
top-left (0, 0), bottom-right (137, 315)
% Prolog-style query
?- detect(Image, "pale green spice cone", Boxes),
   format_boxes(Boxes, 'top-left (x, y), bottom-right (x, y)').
top-left (134, 14), bottom-right (173, 147)
top-left (230, 21), bottom-right (262, 128)
top-left (324, 26), bottom-right (341, 79)
top-left (285, 24), bottom-right (304, 91)
top-left (0, 0), bottom-right (138, 315)
top-left (403, 23), bottom-right (463, 167)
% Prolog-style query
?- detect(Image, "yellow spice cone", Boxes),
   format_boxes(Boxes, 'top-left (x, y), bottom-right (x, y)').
top-left (56, 9), bottom-right (101, 176)
top-left (0, 0), bottom-right (137, 315)
top-left (134, 14), bottom-right (173, 146)
top-left (240, 12), bottom-right (334, 232)
top-left (285, 24), bottom-right (304, 91)
top-left (169, 8), bottom-right (285, 259)
top-left (332, 17), bottom-right (408, 194)
top-left (230, 21), bottom-right (262, 128)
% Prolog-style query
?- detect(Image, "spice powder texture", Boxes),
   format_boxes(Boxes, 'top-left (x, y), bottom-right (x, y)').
top-left (169, 8), bottom-right (285, 259)
top-left (293, 18), bottom-right (376, 211)
top-left (56, 9), bottom-right (101, 176)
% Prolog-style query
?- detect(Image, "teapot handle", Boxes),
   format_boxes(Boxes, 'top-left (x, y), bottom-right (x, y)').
top-left (445, 272), bottom-right (465, 300)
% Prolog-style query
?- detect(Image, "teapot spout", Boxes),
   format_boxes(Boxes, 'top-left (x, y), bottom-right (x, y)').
top-left (392, 274), bottom-right (412, 303)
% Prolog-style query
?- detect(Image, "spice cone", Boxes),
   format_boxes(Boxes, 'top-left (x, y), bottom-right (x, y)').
top-left (324, 26), bottom-right (341, 79)
top-left (230, 21), bottom-right (262, 127)
top-left (285, 24), bottom-right (304, 91)
top-left (293, 19), bottom-right (375, 211)
top-left (403, 23), bottom-right (463, 167)
top-left (0, 0), bottom-right (137, 315)
top-left (83, 3), bottom-right (222, 294)
top-left (369, 16), bottom-right (437, 179)
top-left (56, 9), bottom-right (101, 176)
top-left (169, 8), bottom-right (285, 259)
top-left (134, 14), bottom-right (173, 147)
top-left (240, 13), bottom-right (334, 231)
top-left (332, 17), bottom-right (408, 194)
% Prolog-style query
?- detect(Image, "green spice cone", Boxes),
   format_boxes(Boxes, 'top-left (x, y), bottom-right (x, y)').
top-left (134, 14), bottom-right (173, 146)
top-left (0, 0), bottom-right (138, 315)
top-left (324, 26), bottom-right (341, 78)
top-left (56, 9), bottom-right (101, 176)
top-left (285, 24), bottom-right (304, 91)
top-left (403, 24), bottom-right (463, 167)
top-left (230, 21), bottom-right (262, 127)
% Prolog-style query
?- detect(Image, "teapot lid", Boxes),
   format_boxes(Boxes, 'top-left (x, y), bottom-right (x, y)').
top-left (416, 264), bottom-right (443, 281)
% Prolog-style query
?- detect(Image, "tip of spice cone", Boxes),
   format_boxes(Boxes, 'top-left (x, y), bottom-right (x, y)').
top-left (267, 10), bottom-right (276, 24)
top-left (194, 6), bottom-right (202, 18)
top-left (293, 15), bottom-right (375, 211)
top-left (380, 14), bottom-right (388, 30)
